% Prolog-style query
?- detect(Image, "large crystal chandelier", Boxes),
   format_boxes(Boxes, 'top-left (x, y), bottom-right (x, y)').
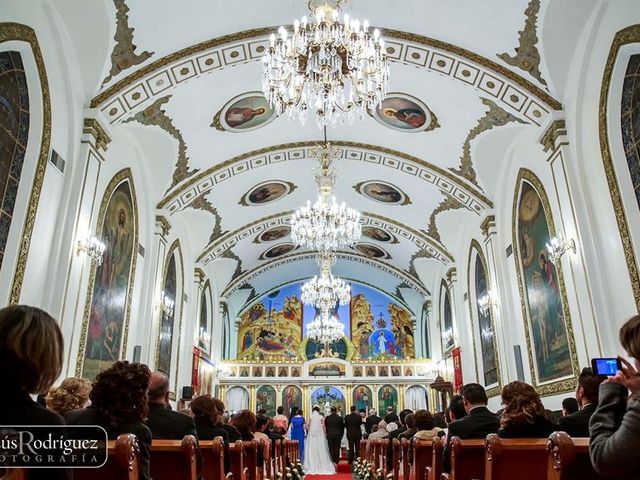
top-left (262, 0), bottom-right (389, 128)
top-left (301, 254), bottom-right (351, 310)
top-left (306, 308), bottom-right (345, 344)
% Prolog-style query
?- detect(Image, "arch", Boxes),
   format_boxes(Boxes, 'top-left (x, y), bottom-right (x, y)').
top-left (198, 279), bottom-right (212, 353)
top-left (511, 168), bottom-right (578, 395)
top-left (439, 279), bottom-right (454, 354)
top-left (282, 385), bottom-right (302, 415)
top-left (226, 386), bottom-right (249, 412)
top-left (405, 385), bottom-right (428, 410)
top-left (256, 385), bottom-right (277, 417)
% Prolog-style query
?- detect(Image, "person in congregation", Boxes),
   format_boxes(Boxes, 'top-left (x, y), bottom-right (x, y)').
top-left (384, 406), bottom-right (399, 424)
top-left (368, 419), bottom-right (389, 439)
top-left (412, 409), bottom-right (443, 439)
top-left (324, 405), bottom-right (345, 465)
top-left (190, 395), bottom-right (230, 443)
top-left (398, 413), bottom-right (418, 439)
top-left (385, 409), bottom-right (411, 469)
top-left (45, 377), bottom-right (91, 417)
top-left (344, 405), bottom-right (363, 464)
top-left (561, 397), bottom-right (579, 416)
top-left (146, 371), bottom-right (198, 439)
top-left (254, 413), bottom-right (272, 461)
top-left (0, 305), bottom-right (70, 480)
top-left (365, 408), bottom-right (381, 435)
top-left (557, 368), bottom-right (603, 437)
top-left (589, 315), bottom-right (640, 477)
top-left (442, 383), bottom-right (499, 473)
top-left (273, 405), bottom-right (289, 432)
top-left (66, 361), bottom-right (152, 480)
top-left (212, 397), bottom-right (242, 442)
top-left (498, 381), bottom-right (555, 438)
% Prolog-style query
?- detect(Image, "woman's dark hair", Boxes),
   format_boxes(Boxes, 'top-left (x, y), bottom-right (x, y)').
top-left (296, 409), bottom-right (303, 416)
top-left (0, 305), bottom-right (64, 393)
top-left (413, 409), bottom-right (435, 431)
top-left (619, 315), bottom-right (640, 359)
top-left (230, 409), bottom-right (257, 435)
top-left (500, 381), bottom-right (545, 428)
top-left (256, 413), bottom-right (269, 431)
top-left (90, 361), bottom-right (150, 428)
top-left (190, 394), bottom-right (220, 423)
top-left (277, 406), bottom-right (284, 415)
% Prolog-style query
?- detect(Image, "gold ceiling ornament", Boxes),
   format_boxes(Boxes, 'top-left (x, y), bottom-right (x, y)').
top-left (262, 0), bottom-right (389, 128)
top-left (426, 192), bottom-right (466, 242)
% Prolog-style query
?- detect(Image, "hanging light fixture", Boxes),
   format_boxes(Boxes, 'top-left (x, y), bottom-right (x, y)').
top-left (301, 254), bottom-right (351, 310)
top-left (306, 307), bottom-right (345, 344)
top-left (262, 0), bottom-right (389, 128)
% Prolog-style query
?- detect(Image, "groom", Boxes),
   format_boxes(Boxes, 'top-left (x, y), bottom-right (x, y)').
top-left (325, 406), bottom-right (345, 464)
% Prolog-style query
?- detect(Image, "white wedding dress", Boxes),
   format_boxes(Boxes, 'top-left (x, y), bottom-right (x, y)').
top-left (303, 411), bottom-right (336, 474)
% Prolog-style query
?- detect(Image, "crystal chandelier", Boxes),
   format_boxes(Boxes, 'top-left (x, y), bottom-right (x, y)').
top-left (262, 0), bottom-right (390, 128)
top-left (306, 308), bottom-right (345, 344)
top-left (291, 128), bottom-right (361, 251)
top-left (545, 235), bottom-right (576, 264)
top-left (301, 254), bottom-right (351, 310)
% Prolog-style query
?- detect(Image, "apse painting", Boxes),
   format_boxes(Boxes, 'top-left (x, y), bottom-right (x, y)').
top-left (82, 178), bottom-right (136, 379)
top-left (473, 250), bottom-right (498, 386)
top-left (282, 385), bottom-right (303, 417)
top-left (257, 225), bottom-right (291, 243)
top-left (240, 180), bottom-right (296, 206)
top-left (350, 284), bottom-right (415, 360)
top-left (0, 52), bottom-right (28, 269)
top-left (353, 385), bottom-right (373, 412)
top-left (441, 284), bottom-right (454, 352)
top-left (516, 177), bottom-right (574, 386)
top-left (212, 91), bottom-right (276, 132)
top-left (237, 284), bottom-right (303, 361)
top-left (311, 386), bottom-right (345, 415)
top-left (378, 385), bottom-right (398, 412)
top-left (362, 226), bottom-right (396, 243)
top-left (354, 180), bottom-right (410, 205)
top-left (373, 93), bottom-right (438, 133)
top-left (256, 385), bottom-right (277, 417)
top-left (157, 254), bottom-right (177, 375)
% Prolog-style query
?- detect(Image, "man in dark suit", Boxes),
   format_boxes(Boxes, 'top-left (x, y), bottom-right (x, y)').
top-left (557, 368), bottom-right (604, 437)
top-left (325, 406), bottom-right (345, 464)
top-left (384, 406), bottom-right (400, 424)
top-left (145, 372), bottom-right (199, 440)
top-left (344, 405), bottom-right (363, 464)
top-left (365, 408), bottom-right (381, 435)
top-left (443, 383), bottom-right (500, 473)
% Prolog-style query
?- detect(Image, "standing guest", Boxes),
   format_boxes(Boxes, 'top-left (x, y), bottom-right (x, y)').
top-left (589, 315), bottom-right (640, 478)
top-left (443, 383), bottom-right (499, 473)
top-left (212, 397), bottom-right (242, 442)
top-left (325, 406), bottom-right (345, 464)
top-left (398, 413), bottom-right (417, 439)
top-left (266, 417), bottom-right (285, 457)
top-left (0, 305), bottom-right (70, 480)
top-left (561, 397), bottom-right (579, 416)
top-left (46, 377), bottom-right (91, 416)
top-left (498, 381), bottom-right (555, 438)
top-left (384, 406), bottom-right (399, 424)
top-left (290, 408), bottom-right (306, 461)
top-left (146, 372), bottom-right (198, 439)
top-left (558, 368), bottom-right (603, 437)
top-left (412, 410), bottom-right (443, 440)
top-left (67, 361), bottom-right (152, 480)
top-left (344, 405), bottom-right (363, 464)
top-left (365, 408), bottom-right (381, 435)
top-left (274, 406), bottom-right (289, 432)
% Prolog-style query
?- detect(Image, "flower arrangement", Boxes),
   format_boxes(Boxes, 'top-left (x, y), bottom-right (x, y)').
top-left (286, 461), bottom-right (306, 480)
top-left (352, 458), bottom-right (372, 480)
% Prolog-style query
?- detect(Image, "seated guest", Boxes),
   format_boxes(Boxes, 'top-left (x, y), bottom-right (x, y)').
top-left (368, 420), bottom-right (389, 439)
top-left (146, 372), bottom-right (198, 439)
top-left (386, 409), bottom-right (411, 469)
top-left (46, 377), bottom-right (91, 416)
top-left (190, 395), bottom-right (229, 443)
top-left (274, 406), bottom-right (289, 432)
top-left (67, 361), bottom-right (152, 480)
top-left (384, 406), bottom-right (399, 424)
top-left (413, 409), bottom-right (443, 440)
top-left (561, 397), bottom-right (579, 416)
top-left (212, 397), bottom-right (242, 442)
top-left (254, 413), bottom-right (272, 460)
top-left (0, 305), bottom-right (70, 480)
top-left (398, 413), bottom-right (417, 439)
top-left (266, 416), bottom-right (285, 457)
top-left (443, 383), bottom-right (499, 473)
top-left (230, 409), bottom-right (257, 441)
top-left (498, 381), bottom-right (555, 438)
top-left (433, 412), bottom-right (447, 429)
top-left (589, 315), bottom-right (640, 477)
top-left (558, 368), bottom-right (603, 437)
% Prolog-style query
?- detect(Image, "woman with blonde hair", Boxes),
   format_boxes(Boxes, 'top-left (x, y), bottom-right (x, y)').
top-left (46, 377), bottom-right (91, 416)
top-left (498, 381), bottom-right (555, 438)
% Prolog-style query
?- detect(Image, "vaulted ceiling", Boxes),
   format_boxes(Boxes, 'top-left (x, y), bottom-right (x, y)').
top-left (53, 0), bottom-right (568, 316)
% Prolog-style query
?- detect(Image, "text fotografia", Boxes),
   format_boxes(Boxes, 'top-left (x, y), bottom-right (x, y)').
top-left (0, 426), bottom-right (108, 468)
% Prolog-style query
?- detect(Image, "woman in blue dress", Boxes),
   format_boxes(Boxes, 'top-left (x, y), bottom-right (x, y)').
top-left (289, 408), bottom-right (306, 461)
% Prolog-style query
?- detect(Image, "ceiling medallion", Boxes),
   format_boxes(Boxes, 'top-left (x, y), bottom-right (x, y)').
top-left (261, 0), bottom-right (390, 128)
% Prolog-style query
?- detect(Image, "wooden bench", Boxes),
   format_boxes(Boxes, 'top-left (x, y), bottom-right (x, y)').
top-left (400, 438), bottom-right (410, 480)
top-left (546, 432), bottom-right (604, 480)
top-left (0, 469), bottom-right (26, 480)
top-left (149, 435), bottom-right (198, 480)
top-left (229, 441), bottom-right (247, 480)
top-left (391, 438), bottom-right (401, 480)
top-left (76, 433), bottom-right (139, 480)
top-left (484, 434), bottom-right (548, 480)
top-left (441, 437), bottom-right (485, 480)
top-left (411, 438), bottom-right (433, 480)
top-left (200, 437), bottom-right (230, 480)
top-left (425, 436), bottom-right (443, 480)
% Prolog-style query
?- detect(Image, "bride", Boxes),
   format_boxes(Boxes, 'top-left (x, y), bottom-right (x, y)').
top-left (303, 406), bottom-right (336, 474)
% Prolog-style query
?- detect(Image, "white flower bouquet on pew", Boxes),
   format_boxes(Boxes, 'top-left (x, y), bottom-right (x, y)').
top-left (285, 461), bottom-right (306, 480)
top-left (352, 458), bottom-right (372, 480)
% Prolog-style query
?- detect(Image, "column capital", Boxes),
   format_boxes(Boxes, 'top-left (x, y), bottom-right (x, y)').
top-left (446, 267), bottom-right (457, 285)
top-left (194, 267), bottom-right (205, 285)
top-left (480, 214), bottom-right (496, 239)
top-left (155, 215), bottom-right (171, 237)
top-left (82, 110), bottom-right (112, 153)
top-left (539, 113), bottom-right (568, 154)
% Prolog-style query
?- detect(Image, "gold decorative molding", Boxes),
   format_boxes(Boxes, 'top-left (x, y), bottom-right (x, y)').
top-left (1, 24), bottom-right (51, 305)
top-left (446, 267), bottom-right (457, 284)
top-left (123, 95), bottom-right (198, 189)
top-left (220, 248), bottom-right (244, 282)
top-left (155, 215), bottom-right (171, 237)
top-left (194, 267), bottom-right (205, 285)
top-left (539, 119), bottom-right (567, 153)
top-left (83, 118), bottom-right (111, 152)
top-left (497, 0), bottom-right (548, 88)
top-left (427, 192), bottom-right (465, 242)
top-left (188, 192), bottom-right (226, 242)
top-left (598, 25), bottom-right (640, 312)
top-left (409, 250), bottom-right (433, 280)
top-left (511, 168), bottom-right (578, 395)
top-left (450, 98), bottom-right (526, 186)
top-left (102, 0), bottom-right (153, 86)
top-left (480, 215), bottom-right (496, 239)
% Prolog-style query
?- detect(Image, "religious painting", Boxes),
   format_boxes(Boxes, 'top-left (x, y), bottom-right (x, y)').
top-left (237, 284), bottom-right (303, 361)
top-left (353, 180), bottom-right (411, 205)
top-left (239, 366), bottom-right (250, 377)
top-left (259, 242), bottom-right (296, 260)
top-left (256, 225), bottom-right (291, 243)
top-left (353, 385), bottom-right (372, 412)
top-left (212, 91), bottom-right (276, 132)
top-left (366, 367), bottom-right (376, 377)
top-left (198, 283), bottom-right (210, 352)
top-left (303, 302), bottom-right (349, 360)
top-left (378, 385), bottom-right (398, 412)
top-left (265, 366), bottom-right (275, 377)
top-left (252, 366), bottom-right (263, 377)
top-left (391, 365), bottom-right (401, 377)
top-left (240, 180), bottom-right (296, 206)
top-left (354, 243), bottom-right (390, 259)
top-left (441, 282), bottom-right (454, 352)
top-left (291, 367), bottom-right (300, 377)
top-left (622, 55), bottom-right (640, 209)
top-left (256, 385), bottom-right (277, 417)
top-left (514, 173), bottom-right (575, 390)
top-left (309, 362), bottom-right (346, 377)
top-left (157, 252), bottom-right (177, 376)
top-left (311, 386), bottom-right (346, 416)
top-left (278, 366), bottom-right (288, 377)
top-left (353, 366), bottom-right (363, 377)
top-left (351, 284), bottom-right (415, 360)
top-left (282, 385), bottom-right (302, 417)
top-left (81, 174), bottom-right (137, 379)
top-left (378, 366), bottom-right (389, 376)
top-left (361, 226), bottom-right (396, 243)
top-left (404, 367), bottom-right (414, 376)
top-left (372, 92), bottom-right (439, 133)
top-left (0, 52), bottom-right (29, 269)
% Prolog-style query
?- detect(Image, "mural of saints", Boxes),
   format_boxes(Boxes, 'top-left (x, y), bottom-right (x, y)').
top-left (350, 293), bottom-right (374, 359)
top-left (353, 385), bottom-right (373, 412)
top-left (256, 385), bottom-right (276, 417)
top-left (282, 385), bottom-right (302, 417)
top-left (378, 385), bottom-right (398, 412)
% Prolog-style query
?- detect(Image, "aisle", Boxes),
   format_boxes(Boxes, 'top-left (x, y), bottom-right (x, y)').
top-left (306, 462), bottom-right (352, 479)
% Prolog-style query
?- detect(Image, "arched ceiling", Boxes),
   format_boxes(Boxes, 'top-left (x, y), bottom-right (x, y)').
top-left (54, 0), bottom-right (563, 305)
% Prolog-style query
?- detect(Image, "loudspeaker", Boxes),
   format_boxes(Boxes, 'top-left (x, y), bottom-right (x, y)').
top-left (513, 345), bottom-right (525, 381)
top-left (133, 345), bottom-right (141, 363)
top-left (181, 386), bottom-right (193, 400)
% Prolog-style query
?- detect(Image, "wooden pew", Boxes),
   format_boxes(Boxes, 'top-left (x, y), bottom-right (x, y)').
top-left (200, 437), bottom-right (229, 480)
top-left (425, 436), bottom-right (443, 480)
top-left (400, 438), bottom-right (410, 480)
top-left (150, 435), bottom-right (198, 480)
top-left (229, 441), bottom-right (247, 480)
top-left (547, 432), bottom-right (604, 480)
top-left (0, 469), bottom-right (26, 480)
top-left (441, 437), bottom-right (485, 480)
top-left (412, 438), bottom-right (432, 480)
top-left (484, 434), bottom-right (548, 480)
top-left (243, 440), bottom-right (258, 480)
top-left (76, 433), bottom-right (139, 480)
top-left (360, 439), bottom-right (368, 462)
top-left (273, 439), bottom-right (284, 477)
top-left (391, 438), bottom-right (401, 480)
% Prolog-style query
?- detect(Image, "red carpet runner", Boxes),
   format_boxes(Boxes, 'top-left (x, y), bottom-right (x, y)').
top-left (306, 462), bottom-right (352, 479)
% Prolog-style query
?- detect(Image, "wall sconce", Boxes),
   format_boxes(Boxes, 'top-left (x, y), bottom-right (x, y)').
top-left (158, 293), bottom-right (175, 317)
top-left (546, 236), bottom-right (576, 264)
top-left (77, 236), bottom-right (106, 265)
top-left (441, 327), bottom-right (454, 344)
top-left (481, 327), bottom-right (494, 339)
top-left (198, 326), bottom-right (211, 347)
top-left (215, 366), bottom-right (230, 377)
top-left (477, 290), bottom-right (498, 316)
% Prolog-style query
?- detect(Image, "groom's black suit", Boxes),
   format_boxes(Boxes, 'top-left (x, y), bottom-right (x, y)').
top-left (325, 412), bottom-right (345, 464)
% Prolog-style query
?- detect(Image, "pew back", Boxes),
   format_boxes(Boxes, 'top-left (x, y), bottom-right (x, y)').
top-left (446, 437), bottom-right (485, 480)
top-left (149, 435), bottom-right (198, 480)
top-left (547, 432), bottom-right (604, 480)
top-left (76, 434), bottom-right (139, 480)
top-left (412, 438), bottom-right (433, 480)
top-left (426, 436), bottom-right (443, 480)
top-left (200, 437), bottom-right (227, 480)
top-left (485, 434), bottom-right (548, 480)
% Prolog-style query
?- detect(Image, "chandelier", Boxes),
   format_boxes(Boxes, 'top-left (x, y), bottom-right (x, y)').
top-left (301, 254), bottom-right (351, 310)
top-left (291, 128), bottom-right (361, 251)
top-left (262, 0), bottom-right (390, 128)
top-left (306, 308), bottom-right (345, 344)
